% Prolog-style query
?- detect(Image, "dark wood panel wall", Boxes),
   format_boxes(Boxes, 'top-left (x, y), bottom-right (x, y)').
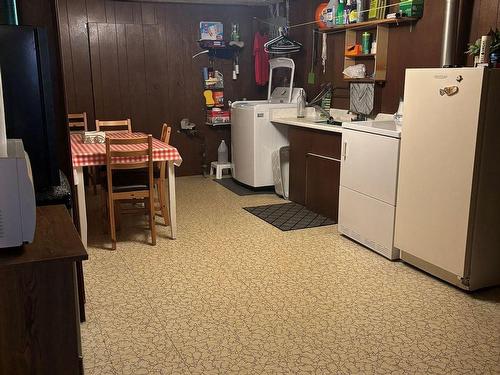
top-left (470, 0), bottom-right (500, 43)
top-left (289, 0), bottom-right (500, 114)
top-left (57, 0), bottom-right (267, 176)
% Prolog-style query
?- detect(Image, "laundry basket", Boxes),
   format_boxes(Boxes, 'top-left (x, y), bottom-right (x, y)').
top-left (272, 146), bottom-right (290, 199)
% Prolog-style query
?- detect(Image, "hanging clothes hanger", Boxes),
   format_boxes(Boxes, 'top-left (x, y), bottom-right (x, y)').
top-left (264, 27), bottom-right (303, 55)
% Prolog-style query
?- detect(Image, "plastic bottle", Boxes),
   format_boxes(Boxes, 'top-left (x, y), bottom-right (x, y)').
top-left (218, 140), bottom-right (228, 163)
top-left (357, 0), bottom-right (366, 22)
top-left (297, 89), bottom-right (306, 118)
top-left (336, 0), bottom-right (345, 25)
top-left (348, 0), bottom-right (358, 23)
top-left (325, 0), bottom-right (338, 27)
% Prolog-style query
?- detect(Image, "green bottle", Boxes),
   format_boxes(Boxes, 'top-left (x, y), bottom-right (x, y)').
top-left (336, 0), bottom-right (345, 25)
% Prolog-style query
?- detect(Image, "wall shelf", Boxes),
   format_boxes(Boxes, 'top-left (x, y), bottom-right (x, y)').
top-left (318, 17), bottom-right (418, 33)
top-left (206, 122), bottom-right (231, 127)
top-left (345, 54), bottom-right (376, 59)
top-left (343, 24), bottom-right (389, 82)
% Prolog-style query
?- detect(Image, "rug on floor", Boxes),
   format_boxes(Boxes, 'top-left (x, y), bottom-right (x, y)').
top-left (244, 202), bottom-right (336, 231)
top-left (214, 178), bottom-right (275, 196)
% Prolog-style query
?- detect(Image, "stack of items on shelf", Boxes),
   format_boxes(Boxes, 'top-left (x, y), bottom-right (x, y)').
top-left (316, 0), bottom-right (424, 29)
top-left (196, 21), bottom-right (246, 127)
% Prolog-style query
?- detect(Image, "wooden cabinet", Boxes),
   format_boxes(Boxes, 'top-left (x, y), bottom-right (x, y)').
top-left (0, 205), bottom-right (88, 375)
top-left (289, 127), bottom-right (342, 221)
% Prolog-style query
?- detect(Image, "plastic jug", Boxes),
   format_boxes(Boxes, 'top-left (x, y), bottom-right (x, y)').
top-left (325, 0), bottom-right (338, 27)
top-left (218, 140), bottom-right (228, 163)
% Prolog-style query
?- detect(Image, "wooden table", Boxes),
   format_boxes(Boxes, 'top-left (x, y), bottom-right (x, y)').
top-left (71, 132), bottom-right (183, 248)
top-left (0, 205), bottom-right (88, 375)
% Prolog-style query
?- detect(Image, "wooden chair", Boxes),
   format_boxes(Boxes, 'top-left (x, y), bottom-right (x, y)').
top-left (96, 119), bottom-right (132, 133)
top-left (155, 124), bottom-right (172, 226)
top-left (105, 135), bottom-right (156, 250)
top-left (67, 112), bottom-right (88, 132)
top-left (68, 112), bottom-right (101, 193)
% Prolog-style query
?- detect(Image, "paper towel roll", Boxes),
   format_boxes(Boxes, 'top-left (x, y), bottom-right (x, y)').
top-left (0, 68), bottom-right (7, 157)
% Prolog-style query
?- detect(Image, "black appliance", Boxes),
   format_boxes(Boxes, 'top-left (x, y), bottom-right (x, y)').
top-left (0, 25), bottom-right (59, 191)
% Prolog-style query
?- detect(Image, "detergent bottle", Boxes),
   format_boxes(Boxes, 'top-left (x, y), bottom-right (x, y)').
top-left (325, 0), bottom-right (338, 27)
top-left (336, 0), bottom-right (345, 25)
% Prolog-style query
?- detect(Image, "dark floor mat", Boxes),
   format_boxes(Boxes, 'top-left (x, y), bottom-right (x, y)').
top-left (244, 202), bottom-right (336, 231)
top-left (214, 178), bottom-right (275, 196)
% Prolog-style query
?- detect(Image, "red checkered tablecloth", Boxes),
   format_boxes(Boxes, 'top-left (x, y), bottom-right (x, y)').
top-left (71, 132), bottom-right (182, 168)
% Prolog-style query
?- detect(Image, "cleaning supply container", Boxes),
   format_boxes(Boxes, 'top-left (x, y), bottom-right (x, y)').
top-left (218, 140), bottom-right (228, 163)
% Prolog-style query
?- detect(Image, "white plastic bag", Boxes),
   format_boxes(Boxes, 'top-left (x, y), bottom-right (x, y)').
top-left (343, 64), bottom-right (366, 79)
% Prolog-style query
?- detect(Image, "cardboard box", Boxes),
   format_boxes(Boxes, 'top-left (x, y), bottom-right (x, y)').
top-left (399, 0), bottom-right (424, 18)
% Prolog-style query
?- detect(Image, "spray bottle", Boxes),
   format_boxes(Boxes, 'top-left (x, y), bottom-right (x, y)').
top-left (326, 0), bottom-right (338, 27)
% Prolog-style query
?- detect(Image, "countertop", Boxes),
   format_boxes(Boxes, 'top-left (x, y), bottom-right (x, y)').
top-left (271, 117), bottom-right (344, 134)
top-left (0, 205), bottom-right (88, 268)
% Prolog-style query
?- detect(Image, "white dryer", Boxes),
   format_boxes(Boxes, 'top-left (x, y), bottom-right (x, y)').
top-left (231, 58), bottom-right (302, 188)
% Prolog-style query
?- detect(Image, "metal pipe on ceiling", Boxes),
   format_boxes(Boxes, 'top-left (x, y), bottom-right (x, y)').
top-left (441, 0), bottom-right (459, 67)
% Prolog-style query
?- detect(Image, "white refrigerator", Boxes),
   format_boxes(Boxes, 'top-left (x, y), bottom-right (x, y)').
top-left (395, 68), bottom-right (500, 291)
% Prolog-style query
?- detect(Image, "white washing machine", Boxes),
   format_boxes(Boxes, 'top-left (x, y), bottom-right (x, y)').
top-left (231, 58), bottom-right (302, 188)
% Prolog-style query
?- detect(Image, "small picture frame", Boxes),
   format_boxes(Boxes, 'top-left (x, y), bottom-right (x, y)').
top-left (200, 21), bottom-right (223, 41)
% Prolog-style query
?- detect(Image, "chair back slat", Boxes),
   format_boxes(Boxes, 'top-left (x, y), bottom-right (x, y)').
top-left (67, 112), bottom-right (88, 131)
top-left (160, 123), bottom-right (172, 144)
top-left (106, 136), bottom-right (152, 171)
top-left (107, 136), bottom-right (147, 145)
top-left (109, 149), bottom-right (149, 158)
top-left (158, 123), bottom-right (172, 179)
top-left (96, 119), bottom-right (132, 133)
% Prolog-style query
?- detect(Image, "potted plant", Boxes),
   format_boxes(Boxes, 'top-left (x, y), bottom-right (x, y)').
top-left (467, 28), bottom-right (500, 67)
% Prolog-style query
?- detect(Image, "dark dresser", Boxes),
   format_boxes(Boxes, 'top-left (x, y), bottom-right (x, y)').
top-left (0, 205), bottom-right (88, 375)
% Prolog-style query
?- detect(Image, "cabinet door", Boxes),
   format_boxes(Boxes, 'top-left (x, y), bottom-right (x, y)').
top-left (341, 129), bottom-right (400, 205)
top-left (305, 153), bottom-right (341, 221)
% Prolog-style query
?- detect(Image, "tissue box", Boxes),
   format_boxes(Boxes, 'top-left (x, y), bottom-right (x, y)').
top-left (81, 131), bottom-right (106, 144)
top-left (399, 0), bottom-right (424, 18)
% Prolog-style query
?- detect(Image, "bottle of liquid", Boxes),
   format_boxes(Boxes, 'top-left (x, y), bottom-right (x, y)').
top-left (357, 0), bottom-right (366, 22)
top-left (231, 23), bottom-right (240, 42)
top-left (361, 31), bottom-right (372, 54)
top-left (297, 89), bottom-right (306, 118)
top-left (336, 0), bottom-right (345, 25)
top-left (394, 98), bottom-right (404, 126)
top-left (326, 0), bottom-right (338, 27)
top-left (348, 0), bottom-right (358, 23)
top-left (218, 140), bottom-right (228, 163)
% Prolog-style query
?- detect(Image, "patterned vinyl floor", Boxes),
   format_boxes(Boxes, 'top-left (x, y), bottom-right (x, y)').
top-left (82, 176), bottom-right (500, 375)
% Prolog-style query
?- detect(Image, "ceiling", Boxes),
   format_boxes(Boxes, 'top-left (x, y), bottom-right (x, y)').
top-left (126, 0), bottom-right (282, 5)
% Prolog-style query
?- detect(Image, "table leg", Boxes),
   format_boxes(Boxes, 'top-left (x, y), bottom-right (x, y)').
top-left (74, 167), bottom-right (88, 248)
top-left (167, 161), bottom-right (177, 239)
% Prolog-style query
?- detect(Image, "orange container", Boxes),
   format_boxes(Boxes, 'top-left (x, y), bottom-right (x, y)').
top-left (315, 3), bottom-right (329, 28)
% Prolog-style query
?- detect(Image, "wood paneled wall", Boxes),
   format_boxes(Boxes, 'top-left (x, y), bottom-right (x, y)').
top-left (57, 0), bottom-right (267, 176)
top-left (290, 0), bottom-right (500, 114)
top-left (470, 0), bottom-right (500, 42)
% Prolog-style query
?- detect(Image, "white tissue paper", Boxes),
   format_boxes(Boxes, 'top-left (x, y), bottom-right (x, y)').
top-left (343, 64), bottom-right (366, 79)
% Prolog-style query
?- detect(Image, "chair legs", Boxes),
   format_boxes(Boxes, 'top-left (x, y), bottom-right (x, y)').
top-left (147, 197), bottom-right (156, 246)
top-left (108, 195), bottom-right (155, 249)
top-left (156, 178), bottom-right (170, 226)
top-left (108, 195), bottom-right (117, 250)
